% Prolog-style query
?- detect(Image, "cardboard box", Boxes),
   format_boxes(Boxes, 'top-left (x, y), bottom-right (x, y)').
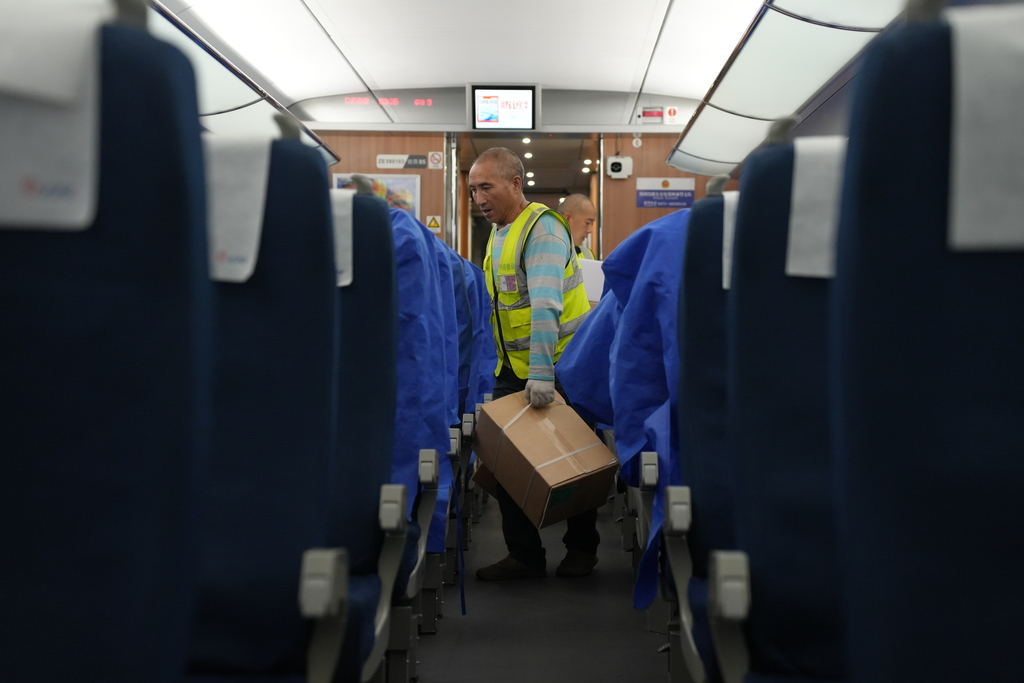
top-left (473, 391), bottom-right (619, 528)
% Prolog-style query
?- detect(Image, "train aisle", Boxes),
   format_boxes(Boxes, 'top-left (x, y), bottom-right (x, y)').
top-left (418, 495), bottom-right (667, 682)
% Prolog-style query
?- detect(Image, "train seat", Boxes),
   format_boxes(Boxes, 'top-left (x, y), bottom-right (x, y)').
top-left (333, 193), bottom-right (407, 682)
top-left (380, 206), bottom-right (449, 680)
top-left (718, 134), bottom-right (847, 683)
top-left (673, 189), bottom-right (743, 683)
top-left (831, 6), bottom-right (1024, 681)
top-left (603, 210), bottom-right (690, 609)
top-left (0, 14), bottom-right (213, 683)
top-left (424, 231), bottom-right (460, 585)
top-left (556, 288), bottom-right (622, 426)
top-left (187, 137), bottom-right (342, 682)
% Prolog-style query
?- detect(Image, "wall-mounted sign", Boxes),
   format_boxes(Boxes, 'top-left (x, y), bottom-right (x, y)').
top-left (425, 215), bottom-right (442, 233)
top-left (427, 151), bottom-right (444, 169)
top-left (664, 106), bottom-right (683, 125)
top-left (636, 177), bottom-right (695, 209)
top-left (376, 154), bottom-right (427, 169)
top-left (639, 106), bottom-right (664, 124)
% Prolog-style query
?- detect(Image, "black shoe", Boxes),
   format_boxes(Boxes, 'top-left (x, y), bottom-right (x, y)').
top-left (556, 549), bottom-right (598, 578)
top-left (475, 555), bottom-right (546, 580)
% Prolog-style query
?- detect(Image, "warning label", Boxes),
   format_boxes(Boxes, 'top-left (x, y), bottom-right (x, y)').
top-left (426, 215), bottom-right (442, 232)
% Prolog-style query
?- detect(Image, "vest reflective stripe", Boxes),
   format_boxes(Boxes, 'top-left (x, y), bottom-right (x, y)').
top-left (577, 244), bottom-right (596, 260)
top-left (483, 202), bottom-right (592, 379)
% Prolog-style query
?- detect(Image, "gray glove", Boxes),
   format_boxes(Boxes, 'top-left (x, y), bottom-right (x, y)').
top-left (524, 379), bottom-right (555, 407)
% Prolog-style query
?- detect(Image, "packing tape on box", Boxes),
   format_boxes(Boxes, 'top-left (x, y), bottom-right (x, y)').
top-left (520, 443), bottom-right (617, 509)
top-left (492, 396), bottom-right (569, 473)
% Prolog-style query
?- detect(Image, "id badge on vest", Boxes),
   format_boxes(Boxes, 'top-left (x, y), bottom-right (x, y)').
top-left (498, 274), bottom-right (517, 293)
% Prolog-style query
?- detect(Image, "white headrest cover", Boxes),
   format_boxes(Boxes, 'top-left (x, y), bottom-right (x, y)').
top-left (205, 136), bottom-right (273, 283)
top-left (722, 191), bottom-right (740, 290)
top-left (331, 189), bottom-right (355, 287)
top-left (786, 136), bottom-right (848, 279)
top-left (946, 4), bottom-right (1024, 250)
top-left (0, 1), bottom-right (114, 230)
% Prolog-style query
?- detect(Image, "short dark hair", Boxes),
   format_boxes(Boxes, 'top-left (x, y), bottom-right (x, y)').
top-left (474, 147), bottom-right (525, 183)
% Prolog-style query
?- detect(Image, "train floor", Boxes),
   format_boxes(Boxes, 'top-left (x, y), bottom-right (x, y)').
top-left (417, 495), bottom-right (668, 682)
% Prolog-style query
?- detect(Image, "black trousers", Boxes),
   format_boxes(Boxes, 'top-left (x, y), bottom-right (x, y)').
top-left (491, 365), bottom-right (600, 569)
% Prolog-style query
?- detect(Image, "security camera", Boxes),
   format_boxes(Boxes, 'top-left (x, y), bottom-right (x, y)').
top-left (606, 156), bottom-right (633, 179)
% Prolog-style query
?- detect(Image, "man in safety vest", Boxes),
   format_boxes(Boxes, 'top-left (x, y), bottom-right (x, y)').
top-left (558, 193), bottom-right (598, 259)
top-left (470, 147), bottom-right (600, 580)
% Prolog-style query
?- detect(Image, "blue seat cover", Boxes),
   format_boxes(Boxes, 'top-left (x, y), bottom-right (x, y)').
top-left (604, 210), bottom-right (690, 608)
top-left (468, 262), bottom-right (497, 410)
top-left (0, 25), bottom-right (212, 683)
top-left (388, 209), bottom-right (449, 518)
top-left (556, 289), bottom-right (622, 426)
top-left (448, 251), bottom-right (475, 416)
top-left (831, 20), bottom-right (1024, 683)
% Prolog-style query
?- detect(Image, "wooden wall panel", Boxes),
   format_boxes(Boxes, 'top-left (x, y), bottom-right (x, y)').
top-left (600, 134), bottom-right (738, 257)
top-left (315, 131), bottom-right (447, 236)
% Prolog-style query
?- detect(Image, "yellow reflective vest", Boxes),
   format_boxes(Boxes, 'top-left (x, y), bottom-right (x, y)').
top-left (576, 243), bottom-right (597, 260)
top-left (483, 202), bottom-right (591, 379)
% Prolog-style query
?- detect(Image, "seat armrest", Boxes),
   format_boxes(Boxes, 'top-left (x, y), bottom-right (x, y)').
top-left (662, 486), bottom-right (705, 683)
top-left (362, 485), bottom-right (411, 681)
top-left (379, 484), bottom-right (408, 534)
top-left (301, 548), bottom-right (349, 683)
top-left (404, 450), bottom-right (440, 599)
top-left (708, 550), bottom-right (750, 683)
top-left (640, 451), bottom-right (659, 492)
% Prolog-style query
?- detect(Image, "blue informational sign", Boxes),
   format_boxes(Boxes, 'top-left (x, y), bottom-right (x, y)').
top-left (636, 177), bottom-right (695, 208)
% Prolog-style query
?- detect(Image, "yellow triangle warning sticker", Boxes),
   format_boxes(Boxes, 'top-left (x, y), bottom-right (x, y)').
top-left (427, 216), bottom-right (440, 228)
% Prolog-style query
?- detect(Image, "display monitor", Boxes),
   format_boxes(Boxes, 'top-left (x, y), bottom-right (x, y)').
top-left (471, 86), bottom-right (536, 130)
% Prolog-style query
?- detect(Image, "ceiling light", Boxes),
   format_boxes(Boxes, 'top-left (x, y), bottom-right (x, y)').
top-left (523, 137), bottom-right (531, 143)
top-left (527, 180), bottom-right (536, 186)
top-left (583, 159), bottom-right (592, 165)
top-left (526, 172), bottom-right (535, 178)
top-left (668, 2), bottom-right (902, 175)
top-left (559, 197), bottom-right (566, 203)
top-left (524, 152), bottom-right (533, 158)
top-left (582, 167), bottom-right (591, 173)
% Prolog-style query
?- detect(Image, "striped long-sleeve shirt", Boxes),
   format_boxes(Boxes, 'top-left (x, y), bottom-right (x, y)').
top-left (491, 213), bottom-right (571, 381)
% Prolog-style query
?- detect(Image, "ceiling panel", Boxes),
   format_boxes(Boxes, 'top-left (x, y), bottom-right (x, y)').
top-left (179, 0), bottom-right (366, 104)
top-left (302, 0), bottom-right (669, 93)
